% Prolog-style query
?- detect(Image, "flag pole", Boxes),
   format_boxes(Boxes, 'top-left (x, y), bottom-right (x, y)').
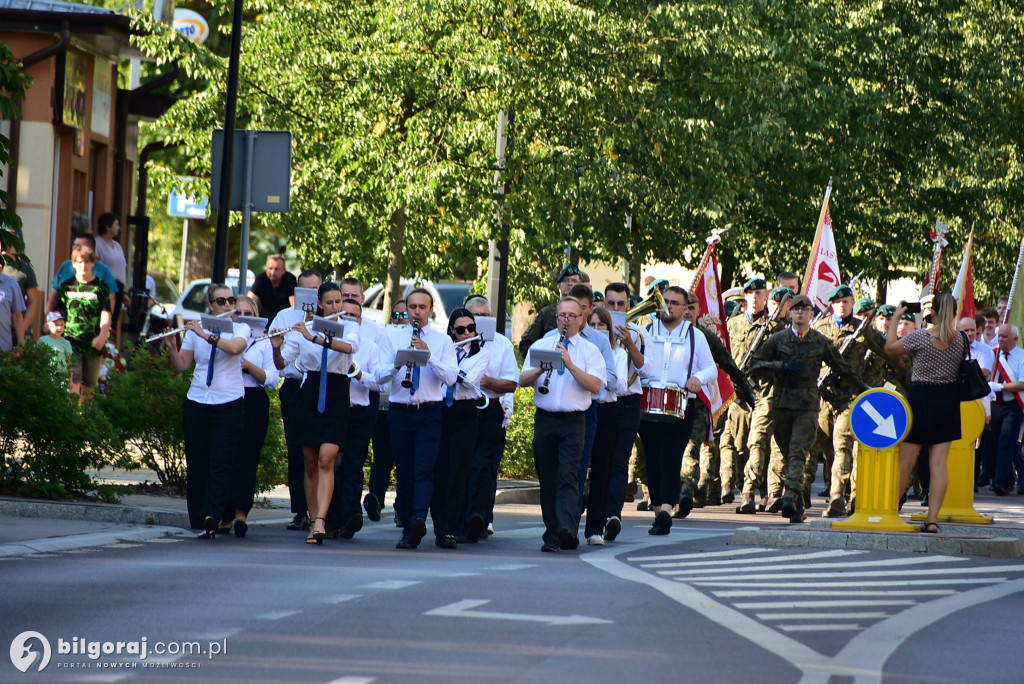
top-left (689, 227), bottom-right (727, 292)
top-left (955, 226), bottom-right (974, 320)
top-left (802, 178), bottom-right (832, 294)
top-left (920, 219), bottom-right (948, 297)
top-left (1003, 233), bottom-right (1024, 326)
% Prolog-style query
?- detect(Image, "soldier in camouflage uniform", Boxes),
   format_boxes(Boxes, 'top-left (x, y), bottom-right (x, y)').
top-left (750, 295), bottom-right (869, 522)
top-left (681, 292), bottom-right (755, 512)
top-left (518, 263), bottom-right (581, 356)
top-left (812, 286), bottom-right (891, 517)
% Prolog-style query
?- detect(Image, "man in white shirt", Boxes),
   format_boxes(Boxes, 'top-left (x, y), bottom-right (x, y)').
top-left (520, 297), bottom-right (605, 552)
top-left (959, 317), bottom-right (993, 380)
top-left (374, 288), bottom-right (459, 549)
top-left (464, 296), bottom-right (520, 540)
top-left (638, 286), bottom-right (717, 535)
top-left (271, 269), bottom-right (323, 530)
top-left (989, 324), bottom-right (1024, 496)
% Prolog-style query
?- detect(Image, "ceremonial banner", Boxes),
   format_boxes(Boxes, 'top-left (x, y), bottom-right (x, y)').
top-left (804, 209), bottom-right (842, 313)
top-left (921, 220), bottom-right (948, 296)
top-left (691, 238), bottom-right (735, 437)
top-left (952, 230), bottom-right (976, 320)
top-left (1004, 235), bottom-right (1024, 345)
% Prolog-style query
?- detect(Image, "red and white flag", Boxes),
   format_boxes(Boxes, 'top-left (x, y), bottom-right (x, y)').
top-left (691, 238), bottom-right (735, 438)
top-left (804, 209), bottom-right (842, 313)
top-left (953, 231), bottom-right (976, 320)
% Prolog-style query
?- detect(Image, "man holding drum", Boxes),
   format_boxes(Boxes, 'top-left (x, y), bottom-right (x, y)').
top-left (638, 286), bottom-right (718, 535)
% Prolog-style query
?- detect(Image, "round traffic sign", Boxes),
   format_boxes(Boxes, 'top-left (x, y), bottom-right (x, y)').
top-left (850, 388), bottom-right (912, 449)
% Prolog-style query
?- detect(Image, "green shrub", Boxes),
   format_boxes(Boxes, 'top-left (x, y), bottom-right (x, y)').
top-left (500, 386), bottom-right (537, 479)
top-left (0, 341), bottom-right (123, 498)
top-left (97, 347), bottom-right (191, 494)
top-left (256, 388), bottom-right (288, 494)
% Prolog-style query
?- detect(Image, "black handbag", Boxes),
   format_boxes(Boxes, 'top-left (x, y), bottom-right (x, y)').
top-left (957, 331), bottom-right (990, 401)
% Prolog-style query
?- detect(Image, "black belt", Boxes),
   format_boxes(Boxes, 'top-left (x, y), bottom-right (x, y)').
top-left (392, 401), bottom-right (441, 410)
top-left (537, 408), bottom-right (584, 416)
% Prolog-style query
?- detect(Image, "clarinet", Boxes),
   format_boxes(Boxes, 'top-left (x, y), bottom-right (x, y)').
top-left (537, 325), bottom-right (568, 395)
top-left (400, 320), bottom-right (421, 389)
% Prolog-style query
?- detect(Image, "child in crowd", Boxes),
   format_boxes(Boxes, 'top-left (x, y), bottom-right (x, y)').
top-left (37, 310), bottom-right (73, 386)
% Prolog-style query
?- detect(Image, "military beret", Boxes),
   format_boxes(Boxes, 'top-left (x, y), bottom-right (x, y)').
top-left (789, 294), bottom-right (814, 309)
top-left (723, 301), bottom-right (740, 318)
top-left (592, 290), bottom-right (604, 302)
top-left (647, 278), bottom-right (670, 295)
top-left (629, 295), bottom-right (644, 307)
top-left (876, 304), bottom-right (896, 317)
top-left (556, 262), bottom-right (581, 283)
top-left (770, 286), bottom-right (795, 302)
top-left (828, 285), bottom-right (855, 301)
top-left (900, 313), bottom-right (916, 322)
top-left (855, 297), bottom-right (876, 314)
top-left (743, 278), bottom-right (768, 292)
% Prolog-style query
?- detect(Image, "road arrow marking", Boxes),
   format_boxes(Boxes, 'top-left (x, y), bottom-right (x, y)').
top-left (424, 599), bottom-right (613, 626)
top-left (860, 401), bottom-right (897, 439)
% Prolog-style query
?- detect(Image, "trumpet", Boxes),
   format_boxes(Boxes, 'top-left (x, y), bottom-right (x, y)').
top-left (537, 325), bottom-right (568, 395)
top-left (252, 311), bottom-right (347, 343)
top-left (143, 309), bottom-right (234, 343)
top-left (401, 320), bottom-right (421, 389)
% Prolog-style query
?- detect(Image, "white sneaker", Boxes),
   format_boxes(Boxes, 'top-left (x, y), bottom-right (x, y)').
top-left (586, 535), bottom-right (605, 546)
top-left (487, 523), bottom-right (494, 535)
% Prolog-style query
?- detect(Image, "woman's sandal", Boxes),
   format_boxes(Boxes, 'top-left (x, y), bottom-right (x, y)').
top-left (921, 521), bottom-right (940, 534)
top-left (198, 516), bottom-right (218, 540)
top-left (308, 517), bottom-right (327, 545)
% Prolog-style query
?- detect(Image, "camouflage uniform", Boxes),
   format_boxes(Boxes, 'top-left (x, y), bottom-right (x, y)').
top-left (518, 304), bottom-right (558, 356)
top-left (750, 328), bottom-right (867, 510)
top-left (812, 315), bottom-right (889, 515)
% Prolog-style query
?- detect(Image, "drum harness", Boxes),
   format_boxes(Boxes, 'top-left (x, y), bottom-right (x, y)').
top-left (648, 319), bottom-right (696, 399)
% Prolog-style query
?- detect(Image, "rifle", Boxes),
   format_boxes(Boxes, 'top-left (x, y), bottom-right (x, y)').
top-left (739, 293), bottom-right (791, 371)
top-left (818, 310), bottom-right (877, 404)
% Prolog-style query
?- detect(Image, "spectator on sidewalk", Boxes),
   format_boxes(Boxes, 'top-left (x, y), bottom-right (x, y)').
top-left (248, 254), bottom-right (296, 323)
top-left (3, 230), bottom-right (39, 340)
top-left (55, 245), bottom-right (111, 397)
top-left (37, 311), bottom-right (73, 384)
top-left (0, 268), bottom-right (25, 352)
top-left (93, 213), bottom-right (129, 328)
top-left (48, 235), bottom-right (118, 317)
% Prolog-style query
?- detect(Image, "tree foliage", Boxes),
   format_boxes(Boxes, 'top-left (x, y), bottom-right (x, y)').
top-left (0, 41), bottom-right (31, 263)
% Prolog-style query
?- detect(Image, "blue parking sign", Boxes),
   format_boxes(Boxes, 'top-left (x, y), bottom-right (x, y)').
top-left (850, 388), bottom-right (912, 450)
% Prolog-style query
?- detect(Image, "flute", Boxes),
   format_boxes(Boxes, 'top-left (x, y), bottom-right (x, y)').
top-left (453, 334), bottom-right (482, 347)
top-left (144, 309), bottom-right (234, 343)
top-left (252, 311), bottom-right (348, 343)
top-left (401, 320), bottom-right (421, 388)
top-left (537, 326), bottom-right (568, 395)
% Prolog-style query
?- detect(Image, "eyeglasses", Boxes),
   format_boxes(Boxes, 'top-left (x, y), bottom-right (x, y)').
top-left (790, 305), bottom-right (812, 312)
top-left (557, 313), bottom-right (580, 320)
top-left (391, 311), bottom-right (409, 319)
top-left (211, 296), bottom-right (237, 306)
top-left (453, 323), bottom-right (476, 335)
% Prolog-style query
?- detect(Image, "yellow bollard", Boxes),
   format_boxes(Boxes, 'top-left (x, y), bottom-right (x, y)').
top-left (833, 389), bottom-right (916, 532)
top-left (911, 399), bottom-right (992, 524)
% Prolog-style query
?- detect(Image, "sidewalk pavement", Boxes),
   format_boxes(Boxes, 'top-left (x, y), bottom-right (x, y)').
top-left (2, 467), bottom-right (1023, 558)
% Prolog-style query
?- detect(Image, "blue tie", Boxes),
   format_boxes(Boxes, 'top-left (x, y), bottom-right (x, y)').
top-left (558, 339), bottom-right (569, 375)
top-left (206, 347), bottom-right (216, 386)
top-left (317, 343), bottom-right (329, 414)
top-left (411, 329), bottom-right (421, 395)
top-left (446, 348), bottom-right (466, 406)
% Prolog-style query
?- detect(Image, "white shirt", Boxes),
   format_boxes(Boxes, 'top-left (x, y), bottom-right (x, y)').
top-left (621, 323), bottom-right (653, 396)
top-left (450, 345), bottom-right (489, 401)
top-left (641, 319), bottom-right (717, 389)
top-left (94, 236), bottom-right (127, 283)
top-left (349, 337), bottom-right (380, 407)
top-left (270, 307), bottom-right (309, 380)
top-left (595, 347), bottom-right (629, 404)
top-left (524, 332), bottom-right (606, 412)
top-left (992, 346), bottom-right (1024, 403)
top-left (280, 319), bottom-right (360, 376)
top-left (479, 333), bottom-right (520, 399)
top-left (359, 316), bottom-right (388, 348)
top-left (182, 321), bottom-right (251, 404)
top-left (375, 324), bottom-right (459, 404)
top-left (969, 339), bottom-right (995, 374)
top-left (544, 324), bottom-right (617, 392)
top-left (242, 337), bottom-right (280, 389)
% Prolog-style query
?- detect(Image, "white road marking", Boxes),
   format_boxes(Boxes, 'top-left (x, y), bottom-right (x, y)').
top-left (640, 548), bottom-right (860, 568)
top-left (326, 594), bottom-right (361, 604)
top-left (424, 599), bottom-right (613, 626)
top-left (195, 628), bottom-right (242, 641)
top-left (492, 526), bottom-right (548, 539)
top-left (757, 612), bottom-right (890, 621)
top-left (70, 675), bottom-right (131, 684)
top-left (483, 563), bottom-right (537, 571)
top-left (658, 555), bottom-right (966, 576)
top-left (713, 589), bottom-right (955, 598)
top-left (626, 547), bottom-right (775, 562)
top-left (326, 678), bottom-right (376, 684)
top-left (361, 580), bottom-right (421, 590)
top-left (692, 578), bottom-right (1001, 588)
top-left (440, 572), bottom-right (480, 577)
top-left (682, 566), bottom-right (1023, 581)
top-left (257, 610), bottom-right (301, 620)
top-left (733, 599), bottom-right (917, 609)
top-left (781, 624), bottom-right (863, 632)
top-left (140, 538), bottom-right (183, 543)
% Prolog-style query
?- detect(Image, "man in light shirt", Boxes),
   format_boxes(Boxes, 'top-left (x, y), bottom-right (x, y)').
top-left (520, 297), bottom-right (605, 552)
top-left (988, 324), bottom-right (1024, 496)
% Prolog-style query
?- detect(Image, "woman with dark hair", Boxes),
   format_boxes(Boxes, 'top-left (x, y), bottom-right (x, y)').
top-left (431, 307), bottom-right (489, 548)
top-left (279, 282), bottom-right (360, 544)
top-left (167, 284), bottom-right (250, 538)
top-left (886, 292), bottom-right (965, 533)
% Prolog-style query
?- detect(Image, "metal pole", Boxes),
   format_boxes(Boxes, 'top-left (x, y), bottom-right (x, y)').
top-left (493, 110), bottom-right (513, 335)
top-left (179, 218), bottom-right (189, 292)
top-left (238, 130), bottom-right (255, 293)
top-left (212, 0), bottom-right (245, 284)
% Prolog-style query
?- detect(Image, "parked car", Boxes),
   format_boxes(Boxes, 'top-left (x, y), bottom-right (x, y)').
top-left (362, 280), bottom-right (472, 332)
top-left (171, 270), bottom-right (255, 328)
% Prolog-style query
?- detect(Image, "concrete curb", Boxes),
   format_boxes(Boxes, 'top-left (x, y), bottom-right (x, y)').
top-left (0, 497), bottom-right (190, 529)
top-left (0, 525), bottom-right (188, 558)
top-left (493, 486), bottom-right (540, 505)
top-left (731, 525), bottom-right (1024, 558)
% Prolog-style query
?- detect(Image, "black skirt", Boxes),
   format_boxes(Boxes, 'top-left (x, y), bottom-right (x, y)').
top-left (905, 381), bottom-right (961, 445)
top-left (295, 371), bottom-right (350, 447)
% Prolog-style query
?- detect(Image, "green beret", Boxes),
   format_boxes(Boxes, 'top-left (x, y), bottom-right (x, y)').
top-left (647, 278), bottom-right (670, 295)
top-left (900, 313), bottom-right (916, 322)
top-left (770, 286), bottom-right (795, 302)
top-left (629, 295), bottom-right (644, 307)
top-left (556, 262), bottom-right (581, 283)
top-left (743, 278), bottom-right (768, 292)
top-left (876, 304), bottom-right (896, 317)
top-left (724, 301), bottom-right (740, 318)
top-left (828, 285), bottom-right (855, 301)
top-left (855, 297), bottom-right (875, 314)
top-left (592, 291), bottom-right (604, 302)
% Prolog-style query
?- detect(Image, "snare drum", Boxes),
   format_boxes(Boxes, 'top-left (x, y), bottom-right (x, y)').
top-left (641, 383), bottom-right (688, 422)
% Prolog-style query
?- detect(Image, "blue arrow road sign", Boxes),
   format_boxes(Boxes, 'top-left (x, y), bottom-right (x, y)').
top-left (168, 182), bottom-right (209, 219)
top-left (850, 388), bottom-right (912, 450)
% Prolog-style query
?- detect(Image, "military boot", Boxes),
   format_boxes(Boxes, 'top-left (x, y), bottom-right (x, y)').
top-left (822, 496), bottom-right (847, 518)
top-left (736, 493), bottom-right (756, 514)
top-left (705, 486), bottom-right (723, 506)
top-left (781, 497), bottom-right (806, 523)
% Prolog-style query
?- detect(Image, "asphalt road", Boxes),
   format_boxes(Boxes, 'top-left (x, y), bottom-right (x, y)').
top-left (2, 503), bottom-right (1023, 684)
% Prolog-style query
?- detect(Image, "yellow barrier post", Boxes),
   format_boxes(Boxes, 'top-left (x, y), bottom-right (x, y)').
top-left (832, 389), bottom-right (916, 532)
top-left (911, 399), bottom-right (992, 524)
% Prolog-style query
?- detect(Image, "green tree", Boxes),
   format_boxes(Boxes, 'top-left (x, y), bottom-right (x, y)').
top-left (0, 41), bottom-right (31, 261)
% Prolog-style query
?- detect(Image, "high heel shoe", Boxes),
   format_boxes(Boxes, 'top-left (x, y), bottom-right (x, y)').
top-left (308, 517), bottom-right (326, 545)
top-left (198, 516), bottom-right (218, 540)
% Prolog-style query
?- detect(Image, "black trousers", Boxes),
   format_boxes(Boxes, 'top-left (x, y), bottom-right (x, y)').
top-left (390, 403), bottom-right (443, 534)
top-left (606, 394), bottom-right (642, 520)
top-left (326, 403), bottom-right (379, 528)
top-left (467, 401), bottom-right (506, 525)
top-left (432, 400), bottom-right (479, 538)
top-left (183, 397), bottom-right (244, 529)
top-left (278, 377), bottom-right (308, 514)
top-left (638, 405), bottom-right (697, 507)
top-left (369, 408), bottom-right (395, 507)
top-left (584, 401), bottom-right (619, 538)
top-left (533, 409), bottom-right (586, 546)
top-left (223, 387), bottom-right (270, 519)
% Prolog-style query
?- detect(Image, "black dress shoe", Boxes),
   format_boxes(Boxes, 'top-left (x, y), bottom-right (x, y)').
top-left (286, 513), bottom-right (309, 531)
top-left (648, 510), bottom-right (672, 535)
top-left (340, 513), bottom-right (363, 539)
top-left (466, 513), bottom-right (485, 543)
top-left (363, 493), bottom-right (382, 522)
top-left (603, 516), bottom-right (621, 542)
top-left (676, 494), bottom-right (694, 519)
top-left (198, 516), bottom-right (218, 540)
top-left (557, 527), bottom-right (579, 550)
top-left (994, 485), bottom-right (1009, 496)
top-left (637, 500), bottom-right (650, 511)
top-left (233, 519), bottom-right (248, 538)
top-left (408, 518), bottom-right (427, 548)
top-left (436, 535), bottom-right (458, 550)
top-left (396, 535), bottom-right (414, 549)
